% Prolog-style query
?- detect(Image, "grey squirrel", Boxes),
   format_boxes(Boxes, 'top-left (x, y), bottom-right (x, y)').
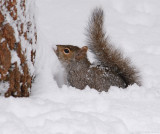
top-left (54, 8), bottom-right (141, 92)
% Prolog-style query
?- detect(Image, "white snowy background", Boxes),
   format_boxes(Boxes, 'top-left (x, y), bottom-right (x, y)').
top-left (1, 0), bottom-right (160, 134)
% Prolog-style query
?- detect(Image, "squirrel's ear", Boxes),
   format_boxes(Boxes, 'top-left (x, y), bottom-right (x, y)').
top-left (81, 46), bottom-right (88, 52)
top-left (75, 46), bottom-right (88, 60)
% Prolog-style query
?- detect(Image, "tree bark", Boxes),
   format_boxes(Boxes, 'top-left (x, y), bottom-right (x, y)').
top-left (0, 0), bottom-right (37, 97)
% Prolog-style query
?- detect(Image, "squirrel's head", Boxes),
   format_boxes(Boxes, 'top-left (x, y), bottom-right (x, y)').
top-left (54, 45), bottom-right (88, 64)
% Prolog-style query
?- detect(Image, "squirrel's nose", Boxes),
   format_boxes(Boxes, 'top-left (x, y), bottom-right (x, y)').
top-left (53, 46), bottom-right (57, 55)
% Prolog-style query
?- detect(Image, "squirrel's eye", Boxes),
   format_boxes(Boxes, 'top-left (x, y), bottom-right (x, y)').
top-left (64, 48), bottom-right (70, 54)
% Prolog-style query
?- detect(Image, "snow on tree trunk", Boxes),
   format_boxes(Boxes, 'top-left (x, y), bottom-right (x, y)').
top-left (0, 0), bottom-right (37, 97)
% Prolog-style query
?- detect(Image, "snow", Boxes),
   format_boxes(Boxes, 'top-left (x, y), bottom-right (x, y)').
top-left (0, 82), bottom-right (9, 96)
top-left (1, 0), bottom-right (160, 134)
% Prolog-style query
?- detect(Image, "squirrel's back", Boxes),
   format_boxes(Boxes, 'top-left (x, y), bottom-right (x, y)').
top-left (86, 8), bottom-right (141, 87)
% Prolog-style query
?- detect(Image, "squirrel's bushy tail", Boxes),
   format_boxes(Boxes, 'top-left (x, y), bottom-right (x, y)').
top-left (86, 8), bottom-right (141, 87)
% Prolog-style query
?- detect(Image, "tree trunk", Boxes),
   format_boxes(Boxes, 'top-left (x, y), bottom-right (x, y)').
top-left (0, 0), bottom-right (37, 97)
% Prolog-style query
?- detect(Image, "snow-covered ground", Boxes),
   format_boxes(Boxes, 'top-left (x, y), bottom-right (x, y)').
top-left (1, 0), bottom-right (160, 134)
